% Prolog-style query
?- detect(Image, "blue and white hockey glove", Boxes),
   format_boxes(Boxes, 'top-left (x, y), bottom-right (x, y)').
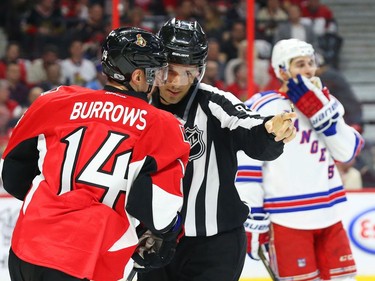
top-left (244, 211), bottom-right (270, 260)
top-left (287, 74), bottom-right (344, 136)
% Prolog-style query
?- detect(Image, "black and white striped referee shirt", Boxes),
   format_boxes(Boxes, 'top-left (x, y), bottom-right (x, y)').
top-left (152, 83), bottom-right (284, 237)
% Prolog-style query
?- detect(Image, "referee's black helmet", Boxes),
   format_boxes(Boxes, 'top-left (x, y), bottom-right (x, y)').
top-left (157, 18), bottom-right (208, 68)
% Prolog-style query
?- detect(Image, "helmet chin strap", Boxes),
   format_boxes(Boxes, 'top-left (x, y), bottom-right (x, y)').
top-left (159, 93), bottom-right (169, 104)
top-left (146, 84), bottom-right (153, 93)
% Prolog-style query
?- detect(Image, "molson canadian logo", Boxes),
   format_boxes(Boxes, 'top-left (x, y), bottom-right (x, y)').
top-left (348, 207), bottom-right (375, 254)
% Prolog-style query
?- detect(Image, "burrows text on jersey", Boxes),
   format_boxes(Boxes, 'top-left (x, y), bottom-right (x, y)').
top-left (70, 101), bottom-right (147, 130)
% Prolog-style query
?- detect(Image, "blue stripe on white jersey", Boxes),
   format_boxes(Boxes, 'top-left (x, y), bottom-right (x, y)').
top-left (245, 91), bottom-right (286, 111)
top-left (264, 186), bottom-right (347, 213)
top-left (236, 165), bottom-right (263, 183)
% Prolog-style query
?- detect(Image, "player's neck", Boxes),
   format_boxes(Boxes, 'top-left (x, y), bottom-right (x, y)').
top-left (106, 81), bottom-right (128, 91)
top-left (279, 83), bottom-right (288, 93)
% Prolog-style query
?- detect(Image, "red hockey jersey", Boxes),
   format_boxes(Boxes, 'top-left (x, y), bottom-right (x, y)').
top-left (1, 85), bottom-right (190, 280)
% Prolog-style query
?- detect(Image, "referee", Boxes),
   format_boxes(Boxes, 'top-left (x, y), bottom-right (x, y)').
top-left (138, 18), bottom-right (296, 281)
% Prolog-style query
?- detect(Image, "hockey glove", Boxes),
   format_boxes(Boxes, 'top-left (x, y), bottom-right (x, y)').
top-left (287, 75), bottom-right (344, 136)
top-left (132, 214), bottom-right (183, 272)
top-left (244, 212), bottom-right (270, 260)
top-left (132, 230), bottom-right (157, 273)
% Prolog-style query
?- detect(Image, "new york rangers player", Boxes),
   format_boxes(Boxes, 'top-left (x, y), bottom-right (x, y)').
top-left (236, 38), bottom-right (364, 281)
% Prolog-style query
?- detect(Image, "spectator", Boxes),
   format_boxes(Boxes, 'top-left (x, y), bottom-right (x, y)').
top-left (21, 0), bottom-right (65, 58)
top-left (38, 62), bottom-right (62, 92)
top-left (315, 55), bottom-right (363, 132)
top-left (253, 42), bottom-right (272, 92)
top-left (315, 55), bottom-right (370, 190)
top-left (256, 0), bottom-right (288, 43)
top-left (0, 104), bottom-right (11, 155)
top-left (300, 0), bottom-right (336, 36)
top-left (201, 5), bottom-right (225, 42)
top-left (336, 159), bottom-right (363, 190)
top-left (190, 0), bottom-right (209, 22)
top-left (85, 64), bottom-right (107, 90)
top-left (300, 0), bottom-right (343, 68)
top-left (207, 38), bottom-right (226, 81)
top-left (60, 39), bottom-right (97, 86)
top-left (225, 39), bottom-right (271, 93)
top-left (201, 60), bottom-right (226, 90)
top-left (225, 39), bottom-right (248, 85)
top-left (0, 79), bottom-right (23, 121)
top-left (27, 44), bottom-right (60, 86)
top-left (69, 3), bottom-right (107, 60)
top-left (280, 0), bottom-right (307, 10)
top-left (161, 0), bottom-right (178, 16)
top-left (225, 0), bottom-right (247, 28)
top-left (174, 0), bottom-right (195, 21)
top-left (0, 80), bottom-right (22, 154)
top-left (27, 86), bottom-right (44, 106)
top-left (6, 62), bottom-right (30, 107)
top-left (317, 30), bottom-right (343, 69)
top-left (121, 6), bottom-right (153, 32)
top-left (220, 20), bottom-right (247, 62)
top-left (60, 0), bottom-right (89, 28)
top-left (226, 62), bottom-right (252, 101)
top-left (0, 30), bottom-right (7, 60)
top-left (273, 4), bottom-right (318, 48)
top-left (0, 42), bottom-right (29, 84)
top-left (356, 142), bottom-right (375, 188)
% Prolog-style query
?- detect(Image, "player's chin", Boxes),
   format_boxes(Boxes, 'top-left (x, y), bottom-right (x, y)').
top-left (160, 94), bottom-right (179, 105)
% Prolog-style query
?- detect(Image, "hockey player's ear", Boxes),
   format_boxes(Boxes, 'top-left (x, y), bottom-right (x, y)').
top-left (279, 66), bottom-right (291, 81)
top-left (132, 69), bottom-right (142, 83)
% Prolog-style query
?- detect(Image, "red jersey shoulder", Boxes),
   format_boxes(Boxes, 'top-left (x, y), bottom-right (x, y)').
top-left (146, 105), bottom-right (181, 129)
top-left (31, 85), bottom-right (95, 106)
top-left (148, 107), bottom-right (189, 144)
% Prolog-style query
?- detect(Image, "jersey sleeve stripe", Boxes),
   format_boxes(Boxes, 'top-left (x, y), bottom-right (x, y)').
top-left (236, 165), bottom-right (263, 182)
top-left (237, 165), bottom-right (262, 170)
top-left (263, 186), bottom-right (347, 213)
top-left (249, 92), bottom-right (284, 111)
top-left (264, 197), bottom-right (347, 213)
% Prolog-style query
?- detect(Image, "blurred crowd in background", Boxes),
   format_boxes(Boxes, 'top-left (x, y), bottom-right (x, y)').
top-left (0, 0), bottom-right (374, 189)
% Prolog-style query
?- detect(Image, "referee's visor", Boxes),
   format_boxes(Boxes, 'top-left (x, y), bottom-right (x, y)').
top-left (166, 63), bottom-right (206, 86)
top-left (145, 64), bottom-right (168, 86)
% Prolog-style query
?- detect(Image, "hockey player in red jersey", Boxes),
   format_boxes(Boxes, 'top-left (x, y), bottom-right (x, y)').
top-left (237, 38), bottom-right (364, 281)
top-left (1, 27), bottom-right (190, 281)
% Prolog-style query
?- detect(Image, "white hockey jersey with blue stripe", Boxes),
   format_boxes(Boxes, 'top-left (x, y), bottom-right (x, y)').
top-left (236, 90), bottom-right (364, 229)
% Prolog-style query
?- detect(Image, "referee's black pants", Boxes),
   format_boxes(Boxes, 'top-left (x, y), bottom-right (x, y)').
top-left (8, 248), bottom-right (89, 281)
top-left (138, 226), bottom-right (247, 281)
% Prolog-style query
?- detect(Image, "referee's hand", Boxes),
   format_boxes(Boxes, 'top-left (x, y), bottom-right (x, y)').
top-left (265, 111), bottom-right (297, 143)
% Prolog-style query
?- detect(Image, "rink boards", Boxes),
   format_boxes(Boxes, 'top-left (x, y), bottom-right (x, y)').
top-left (1, 191), bottom-right (375, 281)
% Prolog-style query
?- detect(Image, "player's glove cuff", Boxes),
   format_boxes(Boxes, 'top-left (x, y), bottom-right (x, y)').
top-left (310, 98), bottom-right (344, 135)
top-left (244, 212), bottom-right (270, 261)
top-left (244, 213), bottom-right (270, 233)
top-left (132, 213), bottom-right (183, 271)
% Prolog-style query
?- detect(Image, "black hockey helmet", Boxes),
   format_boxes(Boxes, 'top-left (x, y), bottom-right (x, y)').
top-left (158, 18), bottom-right (208, 68)
top-left (101, 27), bottom-right (168, 87)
